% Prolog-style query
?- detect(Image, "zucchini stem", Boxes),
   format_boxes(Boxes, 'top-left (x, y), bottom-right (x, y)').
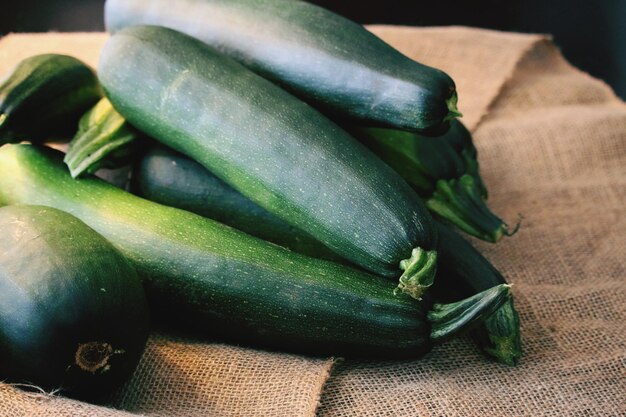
top-left (429, 284), bottom-right (511, 343)
top-left (444, 91), bottom-right (463, 122)
top-left (64, 98), bottom-right (140, 178)
top-left (426, 174), bottom-right (519, 242)
top-left (472, 298), bottom-right (522, 366)
top-left (395, 248), bottom-right (437, 300)
top-left (75, 342), bottom-right (113, 374)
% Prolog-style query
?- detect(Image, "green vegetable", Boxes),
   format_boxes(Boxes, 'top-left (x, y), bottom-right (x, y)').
top-left (132, 144), bottom-right (342, 262)
top-left (438, 120), bottom-right (488, 198)
top-left (0, 144), bottom-right (510, 358)
top-left (105, 0), bottom-right (459, 133)
top-left (132, 145), bottom-right (522, 364)
top-left (64, 97), bottom-right (144, 178)
top-left (0, 204), bottom-right (149, 398)
top-left (352, 121), bottom-right (516, 242)
top-left (0, 54), bottom-right (101, 144)
top-left (433, 222), bottom-right (522, 365)
top-left (98, 25), bottom-right (439, 299)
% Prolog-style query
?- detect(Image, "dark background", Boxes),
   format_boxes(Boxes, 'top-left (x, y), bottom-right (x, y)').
top-left (1, 0), bottom-right (624, 99)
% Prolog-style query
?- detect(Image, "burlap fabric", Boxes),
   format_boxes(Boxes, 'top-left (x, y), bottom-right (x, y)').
top-left (0, 26), bottom-right (624, 416)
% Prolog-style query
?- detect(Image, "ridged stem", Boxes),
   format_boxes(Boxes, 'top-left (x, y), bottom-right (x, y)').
top-left (426, 174), bottom-right (519, 243)
top-left (394, 247), bottom-right (437, 300)
top-left (444, 91), bottom-right (463, 122)
top-left (471, 298), bottom-right (522, 366)
top-left (64, 98), bottom-right (140, 178)
top-left (429, 284), bottom-right (511, 343)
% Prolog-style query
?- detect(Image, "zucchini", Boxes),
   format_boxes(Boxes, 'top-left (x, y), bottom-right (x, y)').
top-left (0, 54), bottom-right (101, 144)
top-left (433, 222), bottom-right (522, 365)
top-left (105, 0), bottom-right (460, 133)
top-left (64, 97), bottom-right (144, 178)
top-left (98, 25), bottom-right (439, 299)
top-left (132, 145), bottom-right (522, 364)
top-left (0, 205), bottom-right (149, 398)
top-left (132, 144), bottom-right (342, 262)
top-left (437, 120), bottom-right (487, 197)
top-left (352, 121), bottom-right (516, 243)
top-left (0, 144), bottom-right (510, 358)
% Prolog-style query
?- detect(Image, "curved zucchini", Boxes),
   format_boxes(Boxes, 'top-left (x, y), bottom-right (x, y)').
top-left (105, 0), bottom-right (459, 133)
top-left (132, 145), bottom-right (342, 262)
top-left (432, 222), bottom-right (522, 365)
top-left (352, 121), bottom-right (516, 243)
top-left (0, 54), bottom-right (102, 144)
top-left (98, 25), bottom-right (439, 299)
top-left (0, 144), bottom-right (510, 358)
top-left (64, 97), bottom-right (144, 178)
top-left (0, 205), bottom-right (149, 398)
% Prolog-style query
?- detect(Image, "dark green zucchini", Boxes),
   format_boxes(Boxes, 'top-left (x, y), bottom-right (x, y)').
top-left (0, 144), bottom-right (510, 358)
top-left (132, 145), bottom-right (522, 364)
top-left (132, 144), bottom-right (342, 262)
top-left (0, 54), bottom-right (102, 144)
top-left (105, 0), bottom-right (459, 134)
top-left (0, 204), bottom-right (149, 398)
top-left (432, 222), bottom-right (522, 365)
top-left (64, 97), bottom-right (144, 178)
top-left (98, 25), bottom-right (439, 299)
top-left (437, 120), bottom-right (487, 197)
top-left (351, 121), bottom-right (517, 243)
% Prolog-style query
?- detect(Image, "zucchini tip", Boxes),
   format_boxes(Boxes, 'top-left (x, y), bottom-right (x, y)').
top-left (429, 283), bottom-right (512, 343)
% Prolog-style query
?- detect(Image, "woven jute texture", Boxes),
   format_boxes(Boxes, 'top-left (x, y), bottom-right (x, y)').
top-left (1, 26), bottom-right (625, 416)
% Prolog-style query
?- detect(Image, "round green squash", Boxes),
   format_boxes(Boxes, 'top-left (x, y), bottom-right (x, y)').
top-left (0, 205), bottom-right (149, 399)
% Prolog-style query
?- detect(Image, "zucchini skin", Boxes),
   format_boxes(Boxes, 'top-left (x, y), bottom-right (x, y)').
top-left (351, 121), bottom-right (512, 243)
top-left (98, 26), bottom-right (438, 297)
top-left (0, 54), bottom-right (102, 143)
top-left (104, 0), bottom-right (458, 133)
top-left (132, 146), bottom-right (521, 364)
top-left (0, 144), bottom-right (432, 357)
top-left (350, 123), bottom-right (467, 196)
top-left (0, 205), bottom-right (149, 397)
top-left (132, 144), bottom-right (342, 262)
top-left (432, 222), bottom-right (522, 365)
top-left (436, 120), bottom-right (488, 198)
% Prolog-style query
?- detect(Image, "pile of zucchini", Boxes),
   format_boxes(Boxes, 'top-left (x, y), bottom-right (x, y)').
top-left (0, 0), bottom-right (522, 400)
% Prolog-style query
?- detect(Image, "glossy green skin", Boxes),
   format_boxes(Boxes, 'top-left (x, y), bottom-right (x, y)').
top-left (133, 144), bottom-right (520, 363)
top-left (437, 120), bottom-right (487, 198)
top-left (352, 120), bottom-right (508, 242)
top-left (0, 205), bottom-right (149, 397)
top-left (351, 125), bottom-right (466, 195)
top-left (351, 120), bottom-right (486, 196)
top-left (105, 0), bottom-right (457, 133)
top-left (0, 54), bottom-right (102, 143)
top-left (0, 144), bottom-right (435, 357)
top-left (133, 145), bottom-right (342, 262)
top-left (98, 26), bottom-right (437, 279)
top-left (432, 222), bottom-right (522, 365)
top-left (439, 119), bottom-right (476, 156)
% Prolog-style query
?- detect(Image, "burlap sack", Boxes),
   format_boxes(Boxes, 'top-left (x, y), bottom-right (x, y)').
top-left (0, 26), bottom-right (624, 416)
